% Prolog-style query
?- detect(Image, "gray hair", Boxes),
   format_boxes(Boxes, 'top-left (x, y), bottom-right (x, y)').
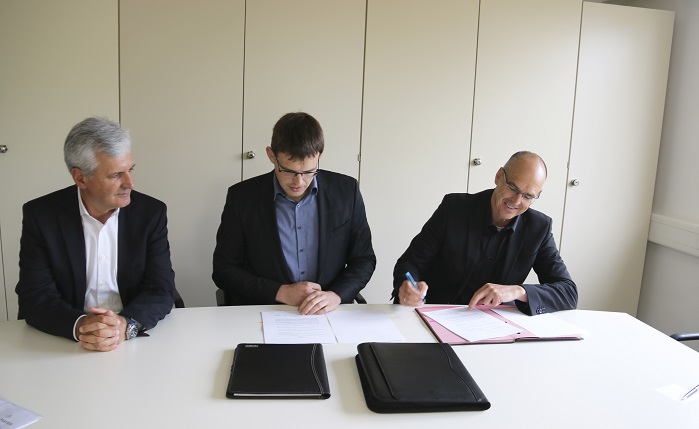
top-left (63, 117), bottom-right (131, 176)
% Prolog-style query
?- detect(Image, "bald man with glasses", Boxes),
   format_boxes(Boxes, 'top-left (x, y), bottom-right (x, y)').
top-left (393, 151), bottom-right (577, 315)
top-left (213, 112), bottom-right (376, 314)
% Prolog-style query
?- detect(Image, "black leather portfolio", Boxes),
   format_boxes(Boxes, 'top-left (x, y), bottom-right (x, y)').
top-left (226, 343), bottom-right (330, 399)
top-left (355, 342), bottom-right (490, 413)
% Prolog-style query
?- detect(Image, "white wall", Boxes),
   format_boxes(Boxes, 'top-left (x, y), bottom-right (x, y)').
top-left (610, 0), bottom-right (699, 351)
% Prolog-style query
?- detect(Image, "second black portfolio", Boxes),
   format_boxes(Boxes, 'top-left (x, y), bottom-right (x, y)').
top-left (226, 343), bottom-right (330, 399)
top-left (355, 342), bottom-right (491, 413)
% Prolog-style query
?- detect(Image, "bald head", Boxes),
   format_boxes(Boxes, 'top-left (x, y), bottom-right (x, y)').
top-left (503, 151), bottom-right (547, 180)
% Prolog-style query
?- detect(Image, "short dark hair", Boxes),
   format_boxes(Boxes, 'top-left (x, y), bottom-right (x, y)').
top-left (270, 112), bottom-right (324, 160)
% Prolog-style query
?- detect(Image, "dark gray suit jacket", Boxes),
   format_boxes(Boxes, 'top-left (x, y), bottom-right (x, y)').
top-left (16, 185), bottom-right (176, 339)
top-left (212, 170), bottom-right (376, 304)
top-left (393, 190), bottom-right (577, 315)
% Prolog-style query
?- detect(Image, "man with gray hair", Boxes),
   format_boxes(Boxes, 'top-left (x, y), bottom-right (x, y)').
top-left (16, 116), bottom-right (176, 351)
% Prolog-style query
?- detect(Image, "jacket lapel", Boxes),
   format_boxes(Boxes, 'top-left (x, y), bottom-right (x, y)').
top-left (266, 172), bottom-right (294, 282)
top-left (57, 186), bottom-right (87, 308)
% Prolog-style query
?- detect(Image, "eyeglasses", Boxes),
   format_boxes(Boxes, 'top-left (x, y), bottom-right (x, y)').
top-left (501, 168), bottom-right (540, 202)
top-left (274, 155), bottom-right (319, 179)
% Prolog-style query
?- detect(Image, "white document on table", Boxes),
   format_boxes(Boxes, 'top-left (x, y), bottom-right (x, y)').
top-left (326, 310), bottom-right (405, 343)
top-left (492, 307), bottom-right (586, 338)
top-left (261, 309), bottom-right (404, 344)
top-left (262, 311), bottom-right (337, 344)
top-left (426, 306), bottom-right (520, 342)
top-left (0, 396), bottom-right (41, 429)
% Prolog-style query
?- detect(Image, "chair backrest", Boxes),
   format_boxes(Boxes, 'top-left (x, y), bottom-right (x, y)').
top-left (215, 289), bottom-right (367, 306)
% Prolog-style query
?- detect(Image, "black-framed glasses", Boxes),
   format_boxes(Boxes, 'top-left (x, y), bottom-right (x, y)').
top-left (501, 168), bottom-right (540, 201)
top-left (274, 155), bottom-right (319, 179)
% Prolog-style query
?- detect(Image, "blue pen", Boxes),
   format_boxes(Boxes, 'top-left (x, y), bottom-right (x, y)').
top-left (405, 272), bottom-right (425, 302)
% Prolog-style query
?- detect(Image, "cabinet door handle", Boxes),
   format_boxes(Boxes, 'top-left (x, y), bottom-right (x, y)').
top-left (246, 151), bottom-right (255, 159)
top-left (0, 144), bottom-right (7, 153)
top-left (472, 158), bottom-right (482, 166)
top-left (570, 179), bottom-right (580, 186)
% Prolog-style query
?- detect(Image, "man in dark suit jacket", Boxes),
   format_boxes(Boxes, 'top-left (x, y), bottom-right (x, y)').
top-left (16, 117), bottom-right (176, 351)
top-left (393, 151), bottom-right (577, 315)
top-left (213, 112), bottom-right (375, 314)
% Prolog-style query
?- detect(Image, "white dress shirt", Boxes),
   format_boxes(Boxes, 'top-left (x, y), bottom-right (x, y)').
top-left (73, 189), bottom-right (122, 340)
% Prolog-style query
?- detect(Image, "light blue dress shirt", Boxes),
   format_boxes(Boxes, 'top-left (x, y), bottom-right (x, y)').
top-left (273, 175), bottom-right (320, 283)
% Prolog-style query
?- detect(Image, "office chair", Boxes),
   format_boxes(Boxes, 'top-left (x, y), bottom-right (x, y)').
top-left (174, 289), bottom-right (186, 308)
top-left (670, 332), bottom-right (699, 342)
top-left (215, 288), bottom-right (366, 306)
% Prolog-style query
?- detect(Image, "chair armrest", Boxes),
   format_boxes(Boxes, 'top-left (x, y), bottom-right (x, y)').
top-left (215, 289), bottom-right (227, 306)
top-left (670, 332), bottom-right (699, 342)
top-left (354, 292), bottom-right (367, 304)
top-left (174, 289), bottom-right (185, 308)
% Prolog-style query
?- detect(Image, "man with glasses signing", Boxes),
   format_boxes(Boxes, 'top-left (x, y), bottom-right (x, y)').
top-left (393, 151), bottom-right (577, 315)
top-left (213, 112), bottom-right (376, 314)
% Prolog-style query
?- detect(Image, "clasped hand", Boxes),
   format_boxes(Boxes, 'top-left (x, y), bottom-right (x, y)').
top-left (75, 307), bottom-right (127, 352)
top-left (276, 282), bottom-right (341, 315)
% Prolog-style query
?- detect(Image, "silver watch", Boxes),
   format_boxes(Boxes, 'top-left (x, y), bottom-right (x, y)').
top-left (124, 317), bottom-right (141, 341)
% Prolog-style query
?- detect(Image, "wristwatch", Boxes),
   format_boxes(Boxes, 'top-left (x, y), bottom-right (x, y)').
top-left (123, 316), bottom-right (142, 341)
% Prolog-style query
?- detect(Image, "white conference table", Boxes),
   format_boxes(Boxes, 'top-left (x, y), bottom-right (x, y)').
top-left (2, 304), bottom-right (699, 428)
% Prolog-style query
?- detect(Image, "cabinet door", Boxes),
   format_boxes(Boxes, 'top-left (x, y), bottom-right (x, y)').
top-left (468, 0), bottom-right (582, 245)
top-left (0, 0), bottom-right (119, 321)
top-left (359, 0), bottom-right (479, 304)
top-left (242, 0), bottom-right (366, 180)
top-left (561, 3), bottom-right (673, 314)
top-left (120, 0), bottom-right (245, 307)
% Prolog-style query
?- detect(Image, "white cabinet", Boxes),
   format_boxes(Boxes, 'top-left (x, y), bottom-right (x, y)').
top-left (561, 2), bottom-right (674, 314)
top-left (119, 0), bottom-right (245, 307)
top-left (242, 0), bottom-right (366, 180)
top-left (360, 0), bottom-right (479, 304)
top-left (0, 0), bottom-right (674, 314)
top-left (0, 0), bottom-right (119, 320)
top-left (468, 0), bottom-right (582, 245)
top-left (359, 0), bottom-right (673, 312)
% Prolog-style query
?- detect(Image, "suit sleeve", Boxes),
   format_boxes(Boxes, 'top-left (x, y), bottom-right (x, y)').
top-left (392, 196), bottom-right (450, 302)
top-left (212, 189), bottom-right (282, 304)
top-left (119, 203), bottom-right (176, 329)
top-left (516, 221), bottom-right (578, 315)
top-left (16, 204), bottom-right (85, 340)
top-left (323, 182), bottom-right (376, 303)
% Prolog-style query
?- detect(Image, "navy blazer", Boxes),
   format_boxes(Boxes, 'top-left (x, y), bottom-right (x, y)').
top-left (16, 185), bottom-right (176, 339)
top-left (212, 170), bottom-right (376, 304)
top-left (393, 190), bottom-right (577, 315)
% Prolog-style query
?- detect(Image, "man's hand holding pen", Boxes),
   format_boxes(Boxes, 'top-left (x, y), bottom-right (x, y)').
top-left (398, 272), bottom-right (428, 306)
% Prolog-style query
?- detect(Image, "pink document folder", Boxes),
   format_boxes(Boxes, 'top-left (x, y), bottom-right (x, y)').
top-left (416, 305), bottom-right (583, 345)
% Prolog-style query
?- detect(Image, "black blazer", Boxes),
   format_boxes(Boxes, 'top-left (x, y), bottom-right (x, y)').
top-left (212, 170), bottom-right (376, 304)
top-left (393, 190), bottom-right (577, 315)
top-left (16, 185), bottom-right (176, 340)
